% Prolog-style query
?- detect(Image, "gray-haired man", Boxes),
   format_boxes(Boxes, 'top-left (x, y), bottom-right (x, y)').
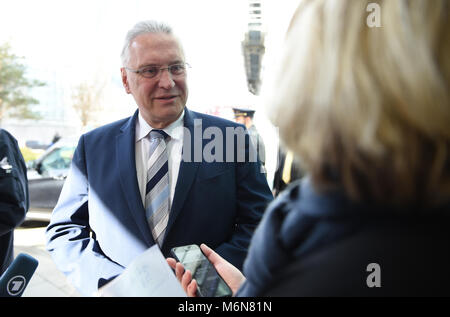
top-left (46, 20), bottom-right (272, 296)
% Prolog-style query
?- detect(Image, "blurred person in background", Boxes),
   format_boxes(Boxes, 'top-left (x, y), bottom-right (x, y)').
top-left (232, 107), bottom-right (266, 173)
top-left (272, 146), bottom-right (304, 197)
top-left (0, 129), bottom-right (28, 274)
top-left (169, 0), bottom-right (450, 296)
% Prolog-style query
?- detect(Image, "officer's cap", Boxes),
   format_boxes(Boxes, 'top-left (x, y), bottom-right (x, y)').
top-left (232, 107), bottom-right (255, 118)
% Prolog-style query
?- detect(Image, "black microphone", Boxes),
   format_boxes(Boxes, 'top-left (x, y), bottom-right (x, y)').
top-left (0, 253), bottom-right (39, 297)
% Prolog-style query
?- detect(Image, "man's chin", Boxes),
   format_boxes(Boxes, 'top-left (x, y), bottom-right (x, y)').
top-left (142, 105), bottom-right (185, 128)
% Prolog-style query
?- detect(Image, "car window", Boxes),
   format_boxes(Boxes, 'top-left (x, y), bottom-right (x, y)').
top-left (40, 146), bottom-right (75, 175)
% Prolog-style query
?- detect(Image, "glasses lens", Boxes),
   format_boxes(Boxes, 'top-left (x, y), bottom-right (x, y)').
top-left (140, 66), bottom-right (159, 78)
top-left (137, 64), bottom-right (188, 78)
top-left (169, 64), bottom-right (186, 76)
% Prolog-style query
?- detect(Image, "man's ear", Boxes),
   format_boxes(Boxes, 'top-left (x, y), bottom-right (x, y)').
top-left (121, 68), bottom-right (131, 94)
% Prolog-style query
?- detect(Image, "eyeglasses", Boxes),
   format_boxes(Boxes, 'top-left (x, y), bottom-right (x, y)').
top-left (125, 63), bottom-right (190, 79)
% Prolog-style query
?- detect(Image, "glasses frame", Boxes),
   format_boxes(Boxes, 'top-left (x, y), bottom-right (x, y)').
top-left (124, 63), bottom-right (190, 79)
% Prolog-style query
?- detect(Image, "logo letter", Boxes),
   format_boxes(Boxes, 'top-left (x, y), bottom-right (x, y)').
top-left (366, 263), bottom-right (381, 288)
top-left (366, 3), bottom-right (381, 28)
top-left (11, 281), bottom-right (24, 292)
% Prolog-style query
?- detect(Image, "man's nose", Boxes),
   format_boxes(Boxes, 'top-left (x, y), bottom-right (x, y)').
top-left (158, 69), bottom-right (175, 89)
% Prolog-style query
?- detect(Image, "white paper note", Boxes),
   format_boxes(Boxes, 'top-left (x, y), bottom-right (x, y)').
top-left (96, 245), bottom-right (186, 297)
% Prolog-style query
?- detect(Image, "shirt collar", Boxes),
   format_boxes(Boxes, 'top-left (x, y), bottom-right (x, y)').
top-left (136, 110), bottom-right (185, 142)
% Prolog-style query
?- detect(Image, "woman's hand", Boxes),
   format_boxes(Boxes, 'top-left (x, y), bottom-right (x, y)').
top-left (166, 257), bottom-right (198, 297)
top-left (166, 243), bottom-right (246, 297)
top-left (199, 244), bottom-right (246, 294)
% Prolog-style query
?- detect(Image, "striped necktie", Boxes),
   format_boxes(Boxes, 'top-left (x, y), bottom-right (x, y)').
top-left (145, 129), bottom-right (170, 247)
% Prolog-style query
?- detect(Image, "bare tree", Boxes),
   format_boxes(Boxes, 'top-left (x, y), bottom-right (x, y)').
top-left (71, 81), bottom-right (104, 128)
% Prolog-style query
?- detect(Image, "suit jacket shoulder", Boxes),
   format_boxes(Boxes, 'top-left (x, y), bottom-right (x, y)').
top-left (186, 109), bottom-right (243, 129)
top-left (83, 115), bottom-right (133, 142)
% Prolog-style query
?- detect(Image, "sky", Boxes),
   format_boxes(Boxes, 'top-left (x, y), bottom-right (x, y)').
top-left (0, 0), bottom-right (301, 179)
top-left (0, 0), bottom-right (299, 113)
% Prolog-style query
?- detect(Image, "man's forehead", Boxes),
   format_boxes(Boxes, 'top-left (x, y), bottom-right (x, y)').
top-left (130, 33), bottom-right (181, 52)
top-left (129, 33), bottom-right (184, 65)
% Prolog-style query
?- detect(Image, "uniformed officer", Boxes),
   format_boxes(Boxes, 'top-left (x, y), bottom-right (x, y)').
top-left (0, 129), bottom-right (29, 275)
top-left (232, 107), bottom-right (266, 172)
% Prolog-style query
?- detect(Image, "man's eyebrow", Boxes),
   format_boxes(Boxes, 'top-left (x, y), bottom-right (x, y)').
top-left (137, 63), bottom-right (159, 69)
top-left (170, 60), bottom-right (184, 65)
top-left (137, 60), bottom-right (185, 69)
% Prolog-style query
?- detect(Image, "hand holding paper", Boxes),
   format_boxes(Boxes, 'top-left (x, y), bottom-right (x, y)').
top-left (96, 245), bottom-right (186, 297)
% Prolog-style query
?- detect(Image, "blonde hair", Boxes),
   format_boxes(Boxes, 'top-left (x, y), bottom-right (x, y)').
top-left (267, 0), bottom-right (450, 207)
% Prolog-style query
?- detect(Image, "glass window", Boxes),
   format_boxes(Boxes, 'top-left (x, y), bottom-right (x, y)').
top-left (40, 146), bottom-right (75, 175)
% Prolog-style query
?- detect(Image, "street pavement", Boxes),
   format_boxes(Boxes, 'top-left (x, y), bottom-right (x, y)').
top-left (13, 222), bottom-right (81, 297)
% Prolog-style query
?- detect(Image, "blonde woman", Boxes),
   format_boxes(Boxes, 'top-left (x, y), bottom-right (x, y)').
top-left (168, 0), bottom-right (450, 296)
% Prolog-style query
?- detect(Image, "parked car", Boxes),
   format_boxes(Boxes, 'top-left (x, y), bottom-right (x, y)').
top-left (26, 137), bottom-right (77, 221)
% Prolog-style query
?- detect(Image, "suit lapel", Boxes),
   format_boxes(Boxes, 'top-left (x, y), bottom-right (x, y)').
top-left (165, 109), bottom-right (201, 236)
top-left (116, 110), bottom-right (154, 245)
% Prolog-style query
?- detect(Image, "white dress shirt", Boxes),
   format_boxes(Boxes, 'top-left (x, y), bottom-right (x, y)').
top-left (135, 110), bottom-right (185, 208)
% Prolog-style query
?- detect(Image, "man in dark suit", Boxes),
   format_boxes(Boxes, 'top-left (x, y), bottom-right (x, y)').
top-left (45, 20), bottom-right (272, 296)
